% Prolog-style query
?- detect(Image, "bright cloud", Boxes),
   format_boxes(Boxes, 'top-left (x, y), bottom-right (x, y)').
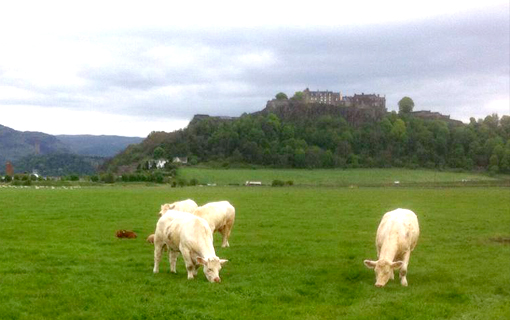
top-left (0, 1), bottom-right (508, 136)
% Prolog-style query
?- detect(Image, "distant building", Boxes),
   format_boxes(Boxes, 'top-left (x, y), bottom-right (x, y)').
top-left (147, 159), bottom-right (169, 169)
top-left (172, 157), bottom-right (188, 164)
top-left (245, 181), bottom-right (262, 186)
top-left (410, 110), bottom-right (464, 125)
top-left (34, 140), bottom-right (40, 155)
top-left (410, 110), bottom-right (451, 121)
top-left (156, 160), bottom-right (167, 169)
top-left (5, 162), bottom-right (14, 176)
top-left (303, 88), bottom-right (386, 108)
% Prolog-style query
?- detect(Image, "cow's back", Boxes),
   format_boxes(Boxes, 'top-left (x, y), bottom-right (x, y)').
top-left (172, 215), bottom-right (215, 258)
top-left (174, 199), bottom-right (198, 213)
top-left (194, 201), bottom-right (234, 231)
top-left (155, 210), bottom-right (193, 249)
top-left (376, 208), bottom-right (419, 251)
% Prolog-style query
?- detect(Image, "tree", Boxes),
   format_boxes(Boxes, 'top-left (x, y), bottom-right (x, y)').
top-left (153, 147), bottom-right (165, 159)
top-left (398, 97), bottom-right (415, 114)
top-left (292, 91), bottom-right (304, 101)
top-left (275, 92), bottom-right (288, 100)
top-left (390, 119), bottom-right (407, 141)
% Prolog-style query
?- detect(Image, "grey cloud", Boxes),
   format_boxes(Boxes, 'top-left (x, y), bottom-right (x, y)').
top-left (0, 7), bottom-right (508, 124)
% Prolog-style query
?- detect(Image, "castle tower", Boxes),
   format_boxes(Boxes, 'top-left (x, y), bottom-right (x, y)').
top-left (35, 140), bottom-right (40, 155)
top-left (6, 162), bottom-right (14, 176)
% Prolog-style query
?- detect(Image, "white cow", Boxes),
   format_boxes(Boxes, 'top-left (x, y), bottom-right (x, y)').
top-left (159, 199), bottom-right (198, 216)
top-left (153, 210), bottom-right (228, 283)
top-left (147, 199), bottom-right (199, 242)
top-left (364, 208), bottom-right (420, 287)
top-left (193, 201), bottom-right (235, 248)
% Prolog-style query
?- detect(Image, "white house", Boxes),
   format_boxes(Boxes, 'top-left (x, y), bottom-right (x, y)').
top-left (173, 157), bottom-right (188, 164)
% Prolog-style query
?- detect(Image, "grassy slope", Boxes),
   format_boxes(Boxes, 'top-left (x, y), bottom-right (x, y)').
top-left (178, 167), bottom-right (503, 186)
top-left (0, 186), bottom-right (509, 319)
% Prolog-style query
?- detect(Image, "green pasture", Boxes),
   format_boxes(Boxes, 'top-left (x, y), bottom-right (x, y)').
top-left (0, 185), bottom-right (509, 319)
top-left (177, 167), bottom-right (504, 186)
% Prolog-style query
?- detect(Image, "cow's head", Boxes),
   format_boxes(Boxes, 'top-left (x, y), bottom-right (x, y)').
top-left (364, 259), bottom-right (403, 287)
top-left (159, 203), bottom-right (175, 216)
top-left (197, 256), bottom-right (228, 283)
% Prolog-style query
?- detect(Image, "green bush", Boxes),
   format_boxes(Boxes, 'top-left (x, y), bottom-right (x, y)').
top-left (286, 180), bottom-right (294, 186)
top-left (177, 179), bottom-right (188, 187)
top-left (272, 179), bottom-right (285, 187)
top-left (101, 173), bottom-right (115, 184)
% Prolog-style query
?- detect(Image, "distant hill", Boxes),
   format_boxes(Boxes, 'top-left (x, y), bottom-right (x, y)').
top-left (0, 124), bottom-right (144, 175)
top-left (0, 124), bottom-right (70, 167)
top-left (56, 135), bottom-right (143, 157)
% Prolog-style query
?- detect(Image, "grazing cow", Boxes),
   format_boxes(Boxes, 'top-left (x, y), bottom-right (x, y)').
top-left (147, 199), bottom-right (199, 242)
top-left (116, 230), bottom-right (137, 239)
top-left (159, 199), bottom-right (198, 217)
top-left (153, 210), bottom-right (228, 283)
top-left (364, 208), bottom-right (420, 287)
top-left (193, 201), bottom-right (235, 248)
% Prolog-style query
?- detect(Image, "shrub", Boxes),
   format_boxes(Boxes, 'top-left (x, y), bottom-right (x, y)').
top-left (177, 179), bottom-right (188, 187)
top-left (189, 178), bottom-right (199, 186)
top-left (272, 179), bottom-right (285, 187)
top-left (489, 165), bottom-right (499, 176)
top-left (101, 173), bottom-right (115, 184)
top-left (286, 180), bottom-right (294, 186)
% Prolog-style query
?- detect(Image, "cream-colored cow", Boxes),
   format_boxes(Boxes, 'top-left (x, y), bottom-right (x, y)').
top-left (147, 199), bottom-right (199, 242)
top-left (364, 208), bottom-right (420, 287)
top-left (159, 199), bottom-right (198, 216)
top-left (193, 201), bottom-right (235, 248)
top-left (153, 210), bottom-right (227, 283)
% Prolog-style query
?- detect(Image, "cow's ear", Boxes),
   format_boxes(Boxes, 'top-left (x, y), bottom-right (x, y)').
top-left (391, 261), bottom-right (403, 269)
top-left (219, 259), bottom-right (228, 266)
top-left (196, 257), bottom-right (206, 265)
top-left (364, 260), bottom-right (377, 269)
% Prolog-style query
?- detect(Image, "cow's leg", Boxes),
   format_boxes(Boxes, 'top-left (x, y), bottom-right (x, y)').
top-left (169, 250), bottom-right (179, 273)
top-left (399, 251), bottom-right (411, 286)
top-left (180, 247), bottom-right (195, 279)
top-left (153, 239), bottom-right (163, 273)
top-left (192, 263), bottom-right (199, 277)
top-left (222, 220), bottom-right (233, 248)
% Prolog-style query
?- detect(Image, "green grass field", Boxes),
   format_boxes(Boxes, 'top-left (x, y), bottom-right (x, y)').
top-left (177, 167), bottom-right (505, 186)
top-left (0, 183), bottom-right (509, 319)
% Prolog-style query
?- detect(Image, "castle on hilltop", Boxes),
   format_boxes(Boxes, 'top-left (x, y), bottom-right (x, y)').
top-left (302, 88), bottom-right (386, 109)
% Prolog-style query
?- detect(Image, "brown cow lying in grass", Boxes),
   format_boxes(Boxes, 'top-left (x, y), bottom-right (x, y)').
top-left (116, 230), bottom-right (137, 239)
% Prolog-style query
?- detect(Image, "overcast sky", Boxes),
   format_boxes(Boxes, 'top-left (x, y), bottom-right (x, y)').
top-left (1, 0), bottom-right (508, 137)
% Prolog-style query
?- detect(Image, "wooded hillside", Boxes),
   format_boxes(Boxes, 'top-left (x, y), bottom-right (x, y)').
top-left (104, 101), bottom-right (510, 174)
